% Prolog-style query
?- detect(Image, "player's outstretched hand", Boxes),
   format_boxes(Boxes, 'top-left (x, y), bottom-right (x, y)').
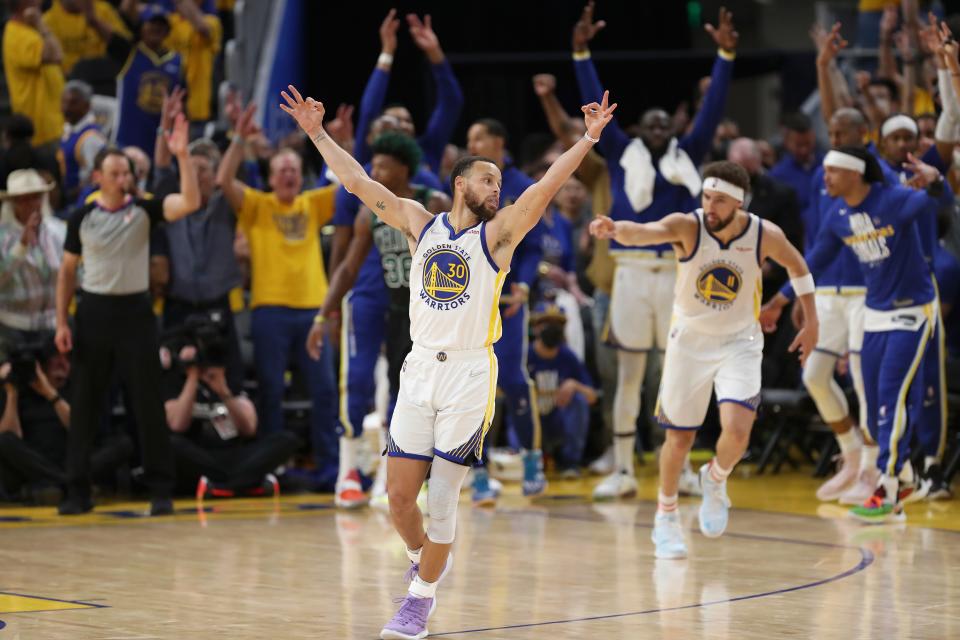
top-left (582, 90), bottom-right (617, 140)
top-left (758, 301), bottom-right (782, 333)
top-left (788, 321), bottom-right (818, 367)
top-left (280, 85), bottom-right (325, 138)
top-left (589, 215), bottom-right (617, 240)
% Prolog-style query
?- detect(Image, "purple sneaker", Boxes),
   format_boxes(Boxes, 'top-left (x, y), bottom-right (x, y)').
top-left (380, 595), bottom-right (433, 639)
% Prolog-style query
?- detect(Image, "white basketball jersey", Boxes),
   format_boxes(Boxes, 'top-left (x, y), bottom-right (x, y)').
top-left (409, 213), bottom-right (508, 351)
top-left (672, 209), bottom-right (763, 335)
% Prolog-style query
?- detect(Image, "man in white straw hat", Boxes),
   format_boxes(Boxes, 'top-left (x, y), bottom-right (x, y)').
top-left (0, 169), bottom-right (64, 360)
top-left (590, 160), bottom-right (818, 558)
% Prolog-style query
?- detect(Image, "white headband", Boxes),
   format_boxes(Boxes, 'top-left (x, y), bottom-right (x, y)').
top-left (823, 150), bottom-right (866, 174)
top-left (701, 177), bottom-right (744, 202)
top-left (880, 114), bottom-right (918, 138)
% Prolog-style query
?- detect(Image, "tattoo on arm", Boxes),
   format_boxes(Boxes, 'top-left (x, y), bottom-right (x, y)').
top-left (312, 132), bottom-right (327, 144)
top-left (376, 201), bottom-right (386, 210)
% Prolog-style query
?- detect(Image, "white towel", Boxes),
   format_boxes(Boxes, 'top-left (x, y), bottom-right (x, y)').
top-left (620, 137), bottom-right (702, 213)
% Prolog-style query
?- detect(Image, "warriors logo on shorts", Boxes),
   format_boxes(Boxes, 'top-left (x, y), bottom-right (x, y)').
top-left (695, 260), bottom-right (743, 311)
top-left (420, 245), bottom-right (472, 310)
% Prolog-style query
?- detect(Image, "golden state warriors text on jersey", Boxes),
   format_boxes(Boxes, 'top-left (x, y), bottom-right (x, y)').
top-left (419, 243), bottom-right (473, 311)
top-left (672, 209), bottom-right (763, 335)
top-left (694, 259), bottom-right (743, 311)
top-left (409, 214), bottom-right (508, 351)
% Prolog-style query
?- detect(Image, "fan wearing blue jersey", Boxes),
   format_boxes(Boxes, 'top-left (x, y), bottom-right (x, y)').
top-left (571, 2), bottom-right (738, 500)
top-left (281, 84), bottom-right (616, 639)
top-left (590, 161), bottom-right (817, 559)
top-left (802, 147), bottom-right (941, 524)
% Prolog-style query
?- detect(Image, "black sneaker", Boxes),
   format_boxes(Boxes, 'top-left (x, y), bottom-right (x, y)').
top-left (923, 464), bottom-right (953, 501)
top-left (149, 497), bottom-right (174, 516)
top-left (58, 493), bottom-right (94, 516)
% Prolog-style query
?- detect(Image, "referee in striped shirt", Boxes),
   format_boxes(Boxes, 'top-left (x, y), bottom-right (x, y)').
top-left (54, 114), bottom-right (200, 516)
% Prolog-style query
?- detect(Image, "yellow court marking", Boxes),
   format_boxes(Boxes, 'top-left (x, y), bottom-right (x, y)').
top-left (0, 593), bottom-right (101, 614)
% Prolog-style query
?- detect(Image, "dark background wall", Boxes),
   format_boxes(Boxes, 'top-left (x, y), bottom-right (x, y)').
top-left (302, 0), bottom-right (802, 161)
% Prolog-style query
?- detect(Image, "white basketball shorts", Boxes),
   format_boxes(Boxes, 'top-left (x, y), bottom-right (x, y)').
top-left (655, 322), bottom-right (764, 429)
top-left (605, 255), bottom-right (676, 351)
top-left (387, 344), bottom-right (498, 465)
top-left (815, 291), bottom-right (865, 356)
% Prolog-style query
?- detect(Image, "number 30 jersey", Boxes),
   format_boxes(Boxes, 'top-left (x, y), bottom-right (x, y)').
top-left (408, 212), bottom-right (509, 351)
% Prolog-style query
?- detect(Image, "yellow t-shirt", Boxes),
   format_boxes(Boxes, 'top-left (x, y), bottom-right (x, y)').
top-left (2, 20), bottom-right (65, 146)
top-left (42, 0), bottom-right (131, 74)
top-left (239, 186), bottom-right (335, 309)
top-left (164, 14), bottom-right (222, 121)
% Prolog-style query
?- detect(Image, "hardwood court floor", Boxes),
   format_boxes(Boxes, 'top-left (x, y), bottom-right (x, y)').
top-left (1, 464), bottom-right (958, 639)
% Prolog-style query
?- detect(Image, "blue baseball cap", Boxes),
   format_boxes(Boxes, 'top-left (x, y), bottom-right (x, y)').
top-left (530, 301), bottom-right (566, 324)
top-left (140, 3), bottom-right (171, 25)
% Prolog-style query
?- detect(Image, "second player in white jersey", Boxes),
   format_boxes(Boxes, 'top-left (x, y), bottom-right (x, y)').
top-left (590, 161), bottom-right (817, 561)
top-left (672, 208), bottom-right (764, 336)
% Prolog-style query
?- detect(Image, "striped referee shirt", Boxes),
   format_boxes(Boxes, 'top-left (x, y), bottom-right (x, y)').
top-left (64, 197), bottom-right (164, 295)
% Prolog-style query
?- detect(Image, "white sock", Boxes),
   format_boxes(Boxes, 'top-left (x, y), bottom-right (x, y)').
top-left (924, 456), bottom-right (938, 472)
top-left (409, 575), bottom-right (437, 599)
top-left (836, 429), bottom-right (862, 455)
top-left (860, 445), bottom-right (879, 472)
top-left (708, 458), bottom-right (732, 483)
top-left (406, 546), bottom-right (422, 564)
top-left (657, 490), bottom-right (678, 515)
top-left (880, 474), bottom-right (899, 503)
top-left (898, 460), bottom-right (915, 485)
top-left (614, 433), bottom-right (636, 476)
top-left (338, 437), bottom-right (360, 485)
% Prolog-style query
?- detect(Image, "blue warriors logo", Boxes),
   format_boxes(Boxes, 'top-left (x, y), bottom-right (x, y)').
top-left (695, 261), bottom-right (742, 310)
top-left (419, 246), bottom-right (472, 310)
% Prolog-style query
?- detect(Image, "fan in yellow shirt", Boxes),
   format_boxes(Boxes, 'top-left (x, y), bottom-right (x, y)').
top-left (216, 106), bottom-right (339, 471)
top-left (219, 136), bottom-right (335, 309)
top-left (2, 1), bottom-right (65, 146)
top-left (42, 0), bottom-right (132, 74)
top-left (164, 1), bottom-right (222, 122)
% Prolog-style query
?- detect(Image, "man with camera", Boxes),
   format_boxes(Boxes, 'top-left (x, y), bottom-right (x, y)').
top-left (0, 338), bottom-right (131, 502)
top-left (153, 91), bottom-right (245, 392)
top-left (161, 335), bottom-right (299, 497)
top-left (0, 169), bottom-right (65, 362)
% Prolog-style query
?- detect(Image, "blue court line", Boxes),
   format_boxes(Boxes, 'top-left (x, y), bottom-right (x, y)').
top-left (428, 509), bottom-right (874, 637)
top-left (0, 589), bottom-right (109, 611)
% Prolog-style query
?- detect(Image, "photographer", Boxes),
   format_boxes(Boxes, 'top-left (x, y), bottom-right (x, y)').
top-left (0, 340), bottom-right (131, 502)
top-left (161, 341), bottom-right (299, 497)
top-left (0, 170), bottom-right (65, 361)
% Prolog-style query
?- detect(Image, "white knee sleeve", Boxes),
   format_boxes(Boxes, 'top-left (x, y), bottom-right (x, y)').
top-left (802, 351), bottom-right (848, 424)
top-left (426, 458), bottom-right (470, 545)
top-left (613, 351), bottom-right (647, 433)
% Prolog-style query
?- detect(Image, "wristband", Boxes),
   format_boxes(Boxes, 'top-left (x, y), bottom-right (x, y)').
top-left (49, 394), bottom-right (62, 405)
top-left (572, 49), bottom-right (591, 61)
top-left (791, 273), bottom-right (815, 297)
top-left (313, 313), bottom-right (326, 325)
top-left (583, 131), bottom-right (599, 143)
top-left (717, 48), bottom-right (736, 61)
top-left (377, 52), bottom-right (394, 67)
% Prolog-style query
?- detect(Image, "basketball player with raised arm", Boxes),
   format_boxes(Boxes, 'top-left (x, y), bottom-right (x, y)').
top-left (281, 85), bottom-right (616, 639)
top-left (590, 161), bottom-right (818, 559)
